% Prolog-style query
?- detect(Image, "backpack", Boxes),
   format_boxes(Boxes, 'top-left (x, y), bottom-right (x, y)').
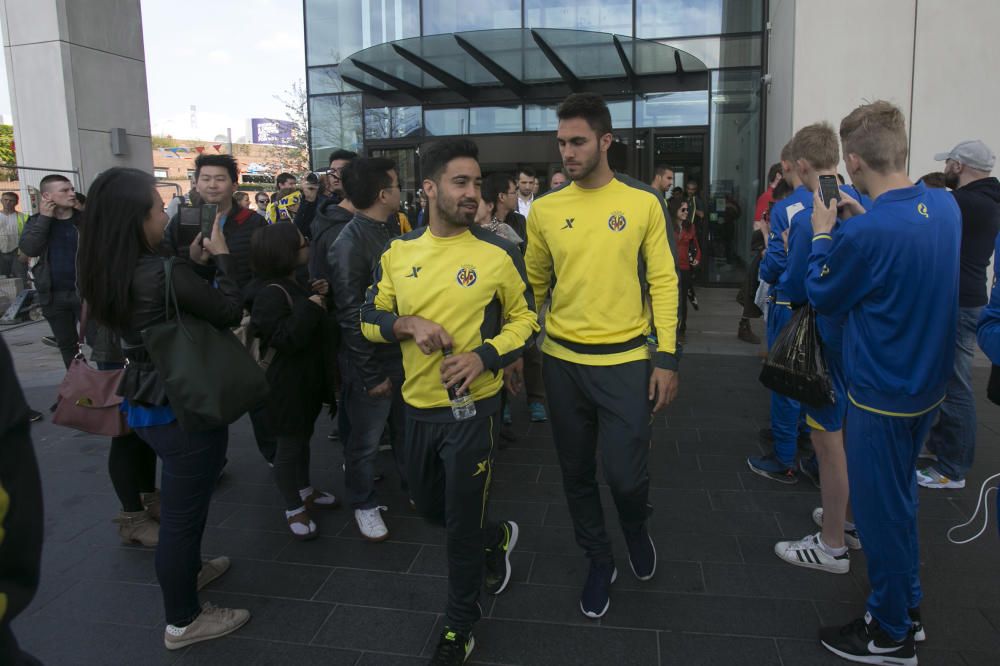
top-left (240, 283), bottom-right (293, 370)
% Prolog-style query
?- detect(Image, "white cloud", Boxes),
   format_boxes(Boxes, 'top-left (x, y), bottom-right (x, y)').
top-left (207, 49), bottom-right (234, 65)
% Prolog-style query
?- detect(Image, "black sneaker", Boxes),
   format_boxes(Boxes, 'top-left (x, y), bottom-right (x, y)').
top-left (747, 454), bottom-right (798, 485)
top-left (430, 627), bottom-right (474, 665)
top-left (624, 523), bottom-right (656, 581)
top-left (484, 521), bottom-right (519, 595)
top-left (798, 454), bottom-right (821, 489)
top-left (579, 559), bottom-right (617, 619)
top-left (909, 607), bottom-right (926, 643)
top-left (41, 335), bottom-right (58, 347)
top-left (820, 613), bottom-right (916, 666)
top-left (28, 409), bottom-right (43, 423)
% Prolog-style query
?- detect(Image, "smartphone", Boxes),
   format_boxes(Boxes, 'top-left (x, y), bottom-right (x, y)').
top-left (200, 203), bottom-right (217, 238)
top-left (178, 205), bottom-right (201, 246)
top-left (819, 175), bottom-right (841, 207)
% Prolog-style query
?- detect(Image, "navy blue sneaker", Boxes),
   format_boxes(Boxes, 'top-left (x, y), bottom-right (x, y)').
top-left (798, 454), bottom-right (820, 488)
top-left (624, 523), bottom-right (656, 581)
top-left (747, 454), bottom-right (798, 485)
top-left (580, 559), bottom-right (617, 619)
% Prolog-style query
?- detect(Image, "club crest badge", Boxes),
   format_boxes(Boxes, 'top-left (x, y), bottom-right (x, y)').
top-left (456, 265), bottom-right (478, 287)
top-left (608, 211), bottom-right (627, 232)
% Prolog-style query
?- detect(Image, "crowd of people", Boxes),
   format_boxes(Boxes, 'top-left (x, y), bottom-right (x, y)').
top-left (1, 90), bottom-right (998, 666)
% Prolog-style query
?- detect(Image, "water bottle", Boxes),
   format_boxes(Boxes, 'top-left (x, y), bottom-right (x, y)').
top-left (442, 348), bottom-right (476, 421)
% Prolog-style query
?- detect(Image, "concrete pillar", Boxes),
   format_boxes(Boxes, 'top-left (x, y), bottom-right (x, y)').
top-left (0, 0), bottom-right (152, 194)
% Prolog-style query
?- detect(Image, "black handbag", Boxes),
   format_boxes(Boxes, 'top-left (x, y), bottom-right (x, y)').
top-left (759, 305), bottom-right (835, 407)
top-left (141, 258), bottom-right (270, 432)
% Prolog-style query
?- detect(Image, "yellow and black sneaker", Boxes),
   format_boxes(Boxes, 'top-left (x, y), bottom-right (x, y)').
top-left (484, 520), bottom-right (519, 595)
top-left (429, 627), bottom-right (474, 665)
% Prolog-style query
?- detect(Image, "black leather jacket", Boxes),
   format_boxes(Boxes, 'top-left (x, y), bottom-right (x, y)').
top-left (329, 212), bottom-right (402, 390)
top-left (117, 253), bottom-right (243, 406)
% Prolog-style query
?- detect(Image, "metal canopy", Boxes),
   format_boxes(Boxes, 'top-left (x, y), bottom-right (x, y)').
top-left (338, 28), bottom-right (709, 107)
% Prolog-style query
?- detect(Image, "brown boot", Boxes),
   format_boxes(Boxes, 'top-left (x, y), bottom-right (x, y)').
top-left (114, 510), bottom-right (159, 547)
top-left (141, 490), bottom-right (161, 521)
top-left (738, 319), bottom-right (761, 345)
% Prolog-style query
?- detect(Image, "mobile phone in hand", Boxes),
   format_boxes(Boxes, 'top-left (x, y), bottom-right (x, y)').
top-left (200, 203), bottom-right (218, 238)
top-left (178, 205), bottom-right (201, 246)
top-left (819, 175), bottom-right (841, 207)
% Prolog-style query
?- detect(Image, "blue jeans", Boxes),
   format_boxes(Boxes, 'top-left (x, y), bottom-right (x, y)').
top-left (135, 422), bottom-right (228, 626)
top-left (342, 361), bottom-right (406, 509)
top-left (766, 303), bottom-right (801, 465)
top-left (926, 306), bottom-right (980, 480)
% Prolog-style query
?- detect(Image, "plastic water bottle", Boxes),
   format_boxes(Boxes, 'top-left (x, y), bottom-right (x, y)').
top-left (442, 348), bottom-right (476, 421)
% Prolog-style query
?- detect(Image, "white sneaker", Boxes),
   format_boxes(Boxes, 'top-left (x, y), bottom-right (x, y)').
top-left (916, 466), bottom-right (966, 489)
top-left (164, 603), bottom-right (250, 650)
top-left (774, 532), bottom-right (850, 574)
top-left (355, 506), bottom-right (389, 542)
top-left (812, 507), bottom-right (862, 550)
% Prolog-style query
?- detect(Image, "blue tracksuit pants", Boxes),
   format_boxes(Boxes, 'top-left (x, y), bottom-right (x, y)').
top-left (766, 302), bottom-right (801, 465)
top-left (845, 402), bottom-right (935, 641)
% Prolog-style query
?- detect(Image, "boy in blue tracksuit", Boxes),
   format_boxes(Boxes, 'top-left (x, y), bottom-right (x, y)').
top-left (750, 141), bottom-right (812, 483)
top-left (977, 233), bottom-right (1000, 362)
top-left (773, 123), bottom-right (872, 575)
top-left (808, 102), bottom-right (960, 666)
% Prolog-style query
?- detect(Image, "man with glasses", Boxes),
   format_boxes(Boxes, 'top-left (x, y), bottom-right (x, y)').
top-left (327, 150), bottom-right (358, 204)
top-left (329, 157), bottom-right (406, 542)
top-left (254, 193), bottom-right (270, 215)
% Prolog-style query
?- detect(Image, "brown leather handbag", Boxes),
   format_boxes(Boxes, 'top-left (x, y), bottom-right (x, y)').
top-left (52, 304), bottom-right (130, 437)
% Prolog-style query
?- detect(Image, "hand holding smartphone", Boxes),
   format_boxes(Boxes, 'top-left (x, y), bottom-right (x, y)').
top-left (818, 175), bottom-right (841, 208)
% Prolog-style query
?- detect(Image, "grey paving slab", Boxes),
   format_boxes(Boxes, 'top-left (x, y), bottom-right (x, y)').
top-left (7, 325), bottom-right (1000, 666)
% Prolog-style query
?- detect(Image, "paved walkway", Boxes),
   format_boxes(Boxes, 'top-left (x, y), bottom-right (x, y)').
top-left (4, 291), bottom-right (999, 665)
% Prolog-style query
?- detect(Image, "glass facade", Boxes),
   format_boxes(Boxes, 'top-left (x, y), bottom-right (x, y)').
top-left (305, 0), bottom-right (766, 284)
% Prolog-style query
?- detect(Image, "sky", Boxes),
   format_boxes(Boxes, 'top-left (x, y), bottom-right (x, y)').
top-left (0, 0), bottom-right (306, 142)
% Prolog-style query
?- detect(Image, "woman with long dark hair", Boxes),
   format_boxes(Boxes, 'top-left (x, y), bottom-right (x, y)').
top-left (668, 195), bottom-right (700, 341)
top-left (77, 167), bottom-right (250, 650)
top-left (249, 223), bottom-right (338, 539)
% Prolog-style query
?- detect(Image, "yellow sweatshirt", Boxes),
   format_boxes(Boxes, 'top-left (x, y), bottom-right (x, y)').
top-left (525, 174), bottom-right (680, 369)
top-left (361, 225), bottom-right (539, 416)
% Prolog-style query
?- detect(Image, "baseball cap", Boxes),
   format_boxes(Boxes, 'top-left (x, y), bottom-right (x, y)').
top-left (934, 140), bottom-right (996, 171)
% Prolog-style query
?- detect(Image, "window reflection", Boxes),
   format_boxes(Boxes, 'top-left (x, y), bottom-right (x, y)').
top-left (637, 0), bottom-right (763, 38)
top-left (305, 0), bottom-right (420, 66)
top-left (422, 0), bottom-right (521, 35)
top-left (469, 106), bottom-right (523, 134)
top-left (524, 0), bottom-right (632, 35)
top-left (310, 94), bottom-right (363, 166)
top-left (636, 91), bottom-right (708, 127)
top-left (425, 108), bottom-right (469, 136)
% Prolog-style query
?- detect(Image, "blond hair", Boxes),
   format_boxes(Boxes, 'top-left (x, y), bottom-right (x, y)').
top-left (839, 101), bottom-right (908, 173)
top-left (780, 140), bottom-right (794, 162)
top-left (791, 122), bottom-right (840, 170)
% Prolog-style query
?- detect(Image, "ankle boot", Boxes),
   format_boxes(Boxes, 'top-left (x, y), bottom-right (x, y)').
top-left (141, 490), bottom-right (161, 521)
top-left (738, 319), bottom-right (761, 345)
top-left (114, 510), bottom-right (159, 547)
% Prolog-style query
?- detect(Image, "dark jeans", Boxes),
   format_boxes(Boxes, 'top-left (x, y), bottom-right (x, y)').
top-left (343, 361), bottom-right (406, 509)
top-left (41, 289), bottom-right (81, 369)
top-left (0, 250), bottom-right (28, 283)
top-left (249, 405), bottom-right (277, 464)
top-left (926, 306), bottom-right (980, 480)
top-left (98, 362), bottom-right (157, 512)
top-left (543, 355), bottom-right (652, 562)
top-left (407, 412), bottom-right (501, 632)
top-left (0, 423), bottom-right (44, 666)
top-left (136, 422), bottom-right (228, 626)
top-left (522, 343), bottom-right (546, 405)
top-left (274, 434), bottom-right (312, 511)
top-left (678, 269), bottom-right (693, 331)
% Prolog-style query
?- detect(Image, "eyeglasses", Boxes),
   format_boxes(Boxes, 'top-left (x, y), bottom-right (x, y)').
top-left (679, 207), bottom-right (689, 213)
top-left (256, 198), bottom-right (268, 204)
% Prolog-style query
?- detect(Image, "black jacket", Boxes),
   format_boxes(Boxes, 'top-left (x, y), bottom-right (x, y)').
top-left (329, 212), bottom-right (402, 390)
top-left (294, 193), bottom-right (332, 240)
top-left (162, 204), bottom-right (267, 289)
top-left (309, 199), bottom-right (354, 288)
top-left (504, 211), bottom-right (527, 254)
top-left (251, 277), bottom-right (327, 436)
top-left (118, 254), bottom-right (244, 406)
top-left (953, 177), bottom-right (1000, 308)
top-left (17, 210), bottom-right (82, 305)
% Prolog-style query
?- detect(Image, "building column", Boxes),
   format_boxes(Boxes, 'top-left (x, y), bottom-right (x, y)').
top-left (0, 0), bottom-right (152, 197)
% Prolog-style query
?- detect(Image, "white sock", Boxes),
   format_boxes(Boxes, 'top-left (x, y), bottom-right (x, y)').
top-left (285, 506), bottom-right (314, 536)
top-left (299, 486), bottom-right (314, 501)
top-left (818, 534), bottom-right (848, 556)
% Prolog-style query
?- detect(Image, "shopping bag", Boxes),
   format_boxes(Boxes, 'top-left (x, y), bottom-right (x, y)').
top-left (758, 305), bottom-right (835, 407)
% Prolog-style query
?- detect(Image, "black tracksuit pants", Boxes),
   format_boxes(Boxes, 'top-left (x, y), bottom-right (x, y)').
top-left (543, 354), bottom-right (652, 563)
top-left (407, 409), bottom-right (501, 632)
